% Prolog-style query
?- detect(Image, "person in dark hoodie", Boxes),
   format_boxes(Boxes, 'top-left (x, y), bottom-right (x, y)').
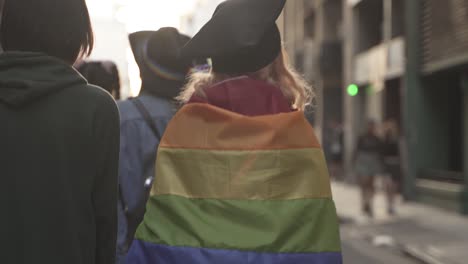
top-left (0, 1), bottom-right (119, 264)
top-left (116, 27), bottom-right (191, 263)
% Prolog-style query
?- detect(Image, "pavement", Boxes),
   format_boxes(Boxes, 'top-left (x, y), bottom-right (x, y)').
top-left (332, 181), bottom-right (468, 264)
top-left (341, 227), bottom-right (422, 264)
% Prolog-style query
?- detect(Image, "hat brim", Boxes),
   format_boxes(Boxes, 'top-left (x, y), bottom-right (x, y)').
top-left (129, 31), bottom-right (155, 69)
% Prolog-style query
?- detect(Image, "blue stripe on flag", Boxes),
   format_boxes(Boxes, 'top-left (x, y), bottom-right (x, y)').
top-left (126, 239), bottom-right (342, 264)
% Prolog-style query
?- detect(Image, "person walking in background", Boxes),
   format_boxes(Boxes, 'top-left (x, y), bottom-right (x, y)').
top-left (116, 27), bottom-right (192, 263)
top-left (382, 119), bottom-right (401, 215)
top-left (355, 120), bottom-right (384, 218)
top-left (325, 120), bottom-right (344, 181)
top-left (126, 0), bottom-right (342, 263)
top-left (0, 0), bottom-right (120, 263)
top-left (77, 61), bottom-right (121, 99)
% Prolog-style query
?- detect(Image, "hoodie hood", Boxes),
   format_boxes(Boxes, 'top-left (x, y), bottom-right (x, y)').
top-left (0, 52), bottom-right (87, 108)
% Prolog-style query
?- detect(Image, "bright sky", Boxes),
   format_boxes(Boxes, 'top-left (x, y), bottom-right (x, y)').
top-left (86, 0), bottom-right (198, 32)
top-left (85, 0), bottom-right (200, 97)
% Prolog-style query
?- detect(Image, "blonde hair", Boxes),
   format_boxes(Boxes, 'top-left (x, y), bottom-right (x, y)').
top-left (178, 48), bottom-right (314, 110)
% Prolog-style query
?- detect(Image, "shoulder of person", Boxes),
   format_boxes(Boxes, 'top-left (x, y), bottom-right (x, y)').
top-left (72, 84), bottom-right (120, 126)
top-left (82, 83), bottom-right (115, 101)
top-left (68, 83), bottom-right (118, 111)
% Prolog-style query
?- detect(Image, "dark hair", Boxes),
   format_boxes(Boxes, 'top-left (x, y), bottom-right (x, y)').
top-left (0, 0), bottom-right (94, 63)
top-left (77, 61), bottom-right (121, 100)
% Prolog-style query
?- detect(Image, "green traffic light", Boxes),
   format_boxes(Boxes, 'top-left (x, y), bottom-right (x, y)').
top-left (347, 84), bottom-right (359, 96)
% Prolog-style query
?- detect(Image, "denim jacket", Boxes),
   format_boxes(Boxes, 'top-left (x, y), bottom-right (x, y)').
top-left (116, 94), bottom-right (176, 263)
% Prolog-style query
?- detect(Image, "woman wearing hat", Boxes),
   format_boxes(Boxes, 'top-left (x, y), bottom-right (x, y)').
top-left (126, 0), bottom-right (342, 263)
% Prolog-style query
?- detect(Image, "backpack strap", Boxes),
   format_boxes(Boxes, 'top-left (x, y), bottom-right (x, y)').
top-left (130, 97), bottom-right (162, 140)
top-left (120, 97), bottom-right (162, 210)
top-left (119, 98), bottom-right (161, 249)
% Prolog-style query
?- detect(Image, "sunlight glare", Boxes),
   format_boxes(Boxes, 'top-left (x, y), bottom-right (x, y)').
top-left (86, 0), bottom-right (199, 97)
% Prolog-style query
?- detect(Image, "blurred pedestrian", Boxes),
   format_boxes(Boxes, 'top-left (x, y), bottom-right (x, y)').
top-left (77, 61), bottom-right (121, 99)
top-left (116, 27), bottom-right (191, 263)
top-left (0, 0), bottom-right (119, 264)
top-left (382, 119), bottom-right (401, 215)
top-left (354, 120), bottom-right (384, 217)
top-left (125, 0), bottom-right (342, 263)
top-left (325, 120), bottom-right (344, 180)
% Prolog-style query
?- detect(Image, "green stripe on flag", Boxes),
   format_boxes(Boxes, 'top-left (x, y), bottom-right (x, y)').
top-left (135, 195), bottom-right (341, 253)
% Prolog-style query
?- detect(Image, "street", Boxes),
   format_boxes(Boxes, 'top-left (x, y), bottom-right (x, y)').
top-left (341, 225), bottom-right (421, 264)
top-left (332, 181), bottom-right (468, 264)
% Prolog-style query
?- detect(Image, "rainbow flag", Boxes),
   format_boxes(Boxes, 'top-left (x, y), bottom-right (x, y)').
top-left (126, 103), bottom-right (342, 264)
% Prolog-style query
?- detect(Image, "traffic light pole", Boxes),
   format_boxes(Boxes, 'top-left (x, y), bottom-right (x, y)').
top-left (403, 0), bottom-right (422, 200)
top-left (462, 76), bottom-right (468, 215)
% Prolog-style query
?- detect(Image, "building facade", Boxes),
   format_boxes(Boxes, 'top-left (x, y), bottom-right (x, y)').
top-left (344, 0), bottom-right (468, 214)
top-left (404, 0), bottom-right (468, 213)
top-left (282, 0), bottom-right (468, 214)
top-left (280, 0), bottom-right (344, 143)
top-left (342, 0), bottom-right (405, 178)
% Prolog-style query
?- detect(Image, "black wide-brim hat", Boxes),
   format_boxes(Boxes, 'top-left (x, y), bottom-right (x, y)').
top-left (129, 27), bottom-right (191, 81)
top-left (181, 0), bottom-right (287, 74)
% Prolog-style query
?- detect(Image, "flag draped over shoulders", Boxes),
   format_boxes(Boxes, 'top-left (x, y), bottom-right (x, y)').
top-left (126, 102), bottom-right (342, 264)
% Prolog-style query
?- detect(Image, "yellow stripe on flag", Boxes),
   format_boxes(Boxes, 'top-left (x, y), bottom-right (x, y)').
top-left (152, 148), bottom-right (332, 200)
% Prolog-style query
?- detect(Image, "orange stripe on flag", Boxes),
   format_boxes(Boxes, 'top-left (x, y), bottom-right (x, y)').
top-left (160, 103), bottom-right (321, 150)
